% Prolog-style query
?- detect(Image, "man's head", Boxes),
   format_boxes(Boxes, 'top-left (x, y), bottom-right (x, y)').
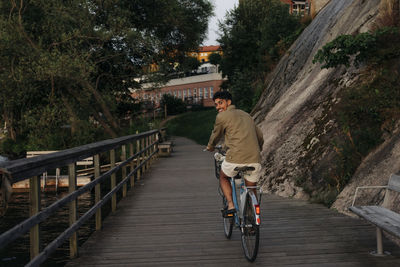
top-left (213, 91), bottom-right (232, 113)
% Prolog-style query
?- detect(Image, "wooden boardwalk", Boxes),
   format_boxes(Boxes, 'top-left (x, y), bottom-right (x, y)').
top-left (67, 137), bottom-right (400, 266)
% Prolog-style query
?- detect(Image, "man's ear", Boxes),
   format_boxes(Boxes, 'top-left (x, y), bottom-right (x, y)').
top-left (227, 99), bottom-right (232, 106)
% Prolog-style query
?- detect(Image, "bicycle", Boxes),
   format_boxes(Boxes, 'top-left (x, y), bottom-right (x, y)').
top-left (213, 145), bottom-right (261, 262)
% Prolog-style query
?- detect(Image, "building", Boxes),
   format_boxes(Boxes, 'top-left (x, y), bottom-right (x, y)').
top-left (132, 45), bottom-right (225, 109)
top-left (189, 45), bottom-right (223, 63)
top-left (136, 71), bottom-right (224, 108)
top-left (279, 0), bottom-right (330, 17)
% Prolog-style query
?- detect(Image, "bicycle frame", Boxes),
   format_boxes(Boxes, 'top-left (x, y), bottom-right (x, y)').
top-left (230, 177), bottom-right (261, 227)
top-left (212, 145), bottom-right (261, 262)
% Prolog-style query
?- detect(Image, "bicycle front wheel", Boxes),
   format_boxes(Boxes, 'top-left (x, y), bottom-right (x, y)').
top-left (240, 195), bottom-right (259, 262)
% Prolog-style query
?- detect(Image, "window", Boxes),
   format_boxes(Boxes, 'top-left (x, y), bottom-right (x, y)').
top-left (188, 88), bottom-right (191, 97)
top-left (210, 87), bottom-right (214, 98)
top-left (193, 88), bottom-right (197, 97)
top-left (199, 88), bottom-right (203, 98)
top-left (178, 90), bottom-right (181, 98)
top-left (204, 87), bottom-right (208, 99)
top-left (183, 90), bottom-right (186, 99)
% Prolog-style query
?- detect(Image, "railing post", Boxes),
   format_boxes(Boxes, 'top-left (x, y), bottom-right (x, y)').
top-left (29, 176), bottom-right (41, 260)
top-left (141, 137), bottom-right (145, 174)
top-left (150, 134), bottom-right (154, 164)
top-left (155, 132), bottom-right (159, 160)
top-left (121, 144), bottom-right (127, 197)
top-left (154, 133), bottom-right (158, 160)
top-left (110, 149), bottom-right (116, 212)
top-left (376, 227), bottom-right (384, 255)
top-left (129, 142), bottom-right (135, 188)
top-left (94, 154), bottom-right (102, 230)
top-left (145, 135), bottom-right (149, 170)
top-left (137, 134), bottom-right (142, 181)
top-left (68, 163), bottom-right (78, 258)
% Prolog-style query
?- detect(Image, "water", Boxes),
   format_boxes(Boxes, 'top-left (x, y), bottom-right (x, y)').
top-left (0, 190), bottom-right (96, 266)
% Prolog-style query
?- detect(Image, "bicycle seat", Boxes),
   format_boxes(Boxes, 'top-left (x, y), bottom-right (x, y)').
top-left (234, 166), bottom-right (255, 172)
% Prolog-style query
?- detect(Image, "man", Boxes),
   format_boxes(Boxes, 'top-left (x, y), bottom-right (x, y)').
top-left (206, 91), bottom-right (264, 217)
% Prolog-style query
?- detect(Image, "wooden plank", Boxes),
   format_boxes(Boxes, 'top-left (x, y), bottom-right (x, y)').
top-left (66, 137), bottom-right (400, 267)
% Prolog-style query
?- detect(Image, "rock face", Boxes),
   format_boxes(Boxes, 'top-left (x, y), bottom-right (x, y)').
top-left (252, 0), bottom-right (400, 212)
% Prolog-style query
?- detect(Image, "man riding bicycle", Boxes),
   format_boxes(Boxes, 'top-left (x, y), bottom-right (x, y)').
top-left (206, 91), bottom-right (264, 217)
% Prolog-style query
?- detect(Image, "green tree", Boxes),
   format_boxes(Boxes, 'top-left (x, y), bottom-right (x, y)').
top-left (0, 0), bottom-right (212, 156)
top-left (218, 0), bottom-right (303, 111)
top-left (208, 52), bottom-right (222, 66)
top-left (160, 94), bottom-right (186, 115)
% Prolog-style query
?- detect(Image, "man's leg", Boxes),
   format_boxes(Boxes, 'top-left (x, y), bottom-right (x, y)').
top-left (219, 170), bottom-right (235, 210)
top-left (245, 179), bottom-right (258, 200)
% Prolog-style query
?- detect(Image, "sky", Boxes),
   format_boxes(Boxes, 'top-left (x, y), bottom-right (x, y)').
top-left (203, 0), bottom-right (239, 46)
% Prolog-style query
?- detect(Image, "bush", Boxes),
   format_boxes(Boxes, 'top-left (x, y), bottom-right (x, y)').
top-left (160, 94), bottom-right (186, 115)
top-left (313, 27), bottom-right (400, 68)
top-left (165, 109), bottom-right (216, 145)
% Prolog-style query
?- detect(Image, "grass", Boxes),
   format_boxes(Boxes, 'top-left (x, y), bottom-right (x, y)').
top-left (164, 109), bottom-right (217, 145)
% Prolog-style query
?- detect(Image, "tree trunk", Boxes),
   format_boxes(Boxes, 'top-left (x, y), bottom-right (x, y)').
top-left (62, 96), bottom-right (79, 136)
top-left (82, 81), bottom-right (119, 132)
top-left (66, 88), bottom-right (118, 138)
top-left (3, 111), bottom-right (17, 141)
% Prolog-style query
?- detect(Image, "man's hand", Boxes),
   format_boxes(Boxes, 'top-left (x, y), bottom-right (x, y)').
top-left (206, 145), bottom-right (214, 152)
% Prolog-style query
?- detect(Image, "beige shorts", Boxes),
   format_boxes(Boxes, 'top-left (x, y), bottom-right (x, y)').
top-left (221, 160), bottom-right (262, 183)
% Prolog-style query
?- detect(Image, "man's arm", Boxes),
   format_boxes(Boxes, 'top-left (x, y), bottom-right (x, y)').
top-left (256, 126), bottom-right (264, 150)
top-left (207, 114), bottom-right (224, 151)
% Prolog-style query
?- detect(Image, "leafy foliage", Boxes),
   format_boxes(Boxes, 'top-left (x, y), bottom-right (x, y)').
top-left (160, 94), bottom-right (187, 115)
top-left (313, 27), bottom-right (400, 68)
top-left (300, 27), bottom-right (400, 206)
top-left (208, 52), bottom-right (222, 66)
top-left (217, 0), bottom-right (306, 111)
top-left (0, 0), bottom-right (212, 158)
top-left (165, 109), bottom-right (216, 145)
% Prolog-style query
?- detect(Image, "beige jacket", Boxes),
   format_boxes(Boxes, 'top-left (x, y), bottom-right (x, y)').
top-left (208, 105), bottom-right (264, 164)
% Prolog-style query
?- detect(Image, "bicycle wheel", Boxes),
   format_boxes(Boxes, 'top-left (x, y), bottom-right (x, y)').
top-left (241, 195), bottom-right (259, 262)
top-left (222, 196), bottom-right (233, 238)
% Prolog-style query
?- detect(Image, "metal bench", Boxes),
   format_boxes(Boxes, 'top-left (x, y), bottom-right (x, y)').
top-left (349, 174), bottom-right (400, 256)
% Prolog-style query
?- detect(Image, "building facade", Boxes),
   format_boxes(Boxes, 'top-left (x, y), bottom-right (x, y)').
top-left (132, 45), bottom-right (225, 109)
top-left (134, 72), bottom-right (225, 108)
top-left (279, 0), bottom-right (330, 17)
top-left (189, 45), bottom-right (222, 63)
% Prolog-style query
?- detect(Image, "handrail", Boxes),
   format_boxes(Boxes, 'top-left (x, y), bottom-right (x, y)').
top-left (0, 129), bottom-right (159, 183)
top-left (0, 128), bottom-right (165, 266)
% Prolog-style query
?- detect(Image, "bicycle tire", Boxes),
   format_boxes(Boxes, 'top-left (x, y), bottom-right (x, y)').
top-left (240, 195), bottom-right (259, 262)
top-left (214, 158), bottom-right (221, 179)
top-left (222, 196), bottom-right (233, 238)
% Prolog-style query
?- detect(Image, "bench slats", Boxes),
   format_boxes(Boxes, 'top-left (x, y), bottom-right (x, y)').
top-left (349, 206), bottom-right (400, 237)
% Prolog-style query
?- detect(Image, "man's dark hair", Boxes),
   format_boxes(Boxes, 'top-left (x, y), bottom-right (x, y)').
top-left (213, 90), bottom-right (232, 101)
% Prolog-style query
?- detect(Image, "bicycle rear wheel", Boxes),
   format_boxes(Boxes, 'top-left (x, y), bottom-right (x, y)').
top-left (222, 196), bottom-right (233, 238)
top-left (241, 195), bottom-right (259, 262)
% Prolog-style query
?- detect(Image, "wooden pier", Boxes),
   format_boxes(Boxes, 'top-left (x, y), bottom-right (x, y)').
top-left (66, 137), bottom-right (400, 266)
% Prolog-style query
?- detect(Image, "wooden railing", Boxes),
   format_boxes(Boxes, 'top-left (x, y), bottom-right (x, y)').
top-left (0, 129), bottom-right (164, 266)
